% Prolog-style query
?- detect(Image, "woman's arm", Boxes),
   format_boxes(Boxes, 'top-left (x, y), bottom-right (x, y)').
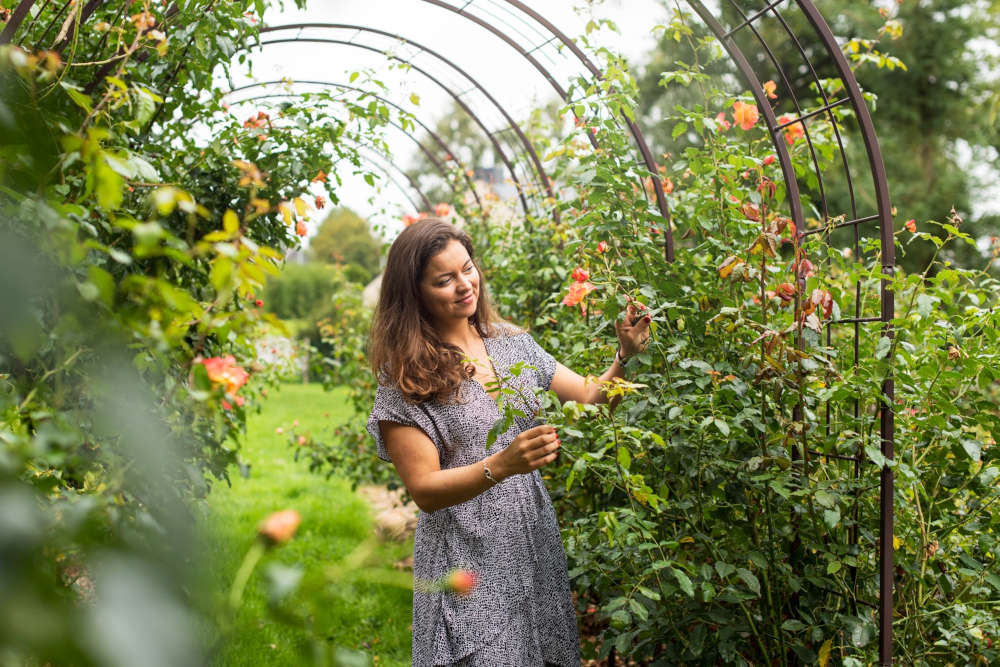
top-left (380, 421), bottom-right (560, 513)
top-left (549, 303), bottom-right (651, 407)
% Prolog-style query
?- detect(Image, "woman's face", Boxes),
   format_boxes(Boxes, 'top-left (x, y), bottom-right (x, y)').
top-left (420, 239), bottom-right (480, 329)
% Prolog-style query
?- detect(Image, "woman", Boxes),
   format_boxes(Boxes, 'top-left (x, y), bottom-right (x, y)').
top-left (367, 219), bottom-right (650, 666)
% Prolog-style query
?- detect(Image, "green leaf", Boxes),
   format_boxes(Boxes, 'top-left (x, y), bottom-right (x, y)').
top-left (61, 82), bottom-right (92, 112)
top-left (714, 562), bottom-right (736, 579)
top-left (874, 336), bottom-right (891, 359)
top-left (736, 568), bottom-right (760, 595)
top-left (827, 560), bottom-right (842, 574)
top-left (617, 446), bottom-right (631, 470)
top-left (628, 597), bottom-right (648, 621)
top-left (916, 293), bottom-right (934, 318)
top-left (76, 281), bottom-right (100, 302)
top-left (781, 619), bottom-right (807, 631)
top-left (672, 121), bottom-right (688, 139)
top-left (960, 439), bottom-right (981, 461)
top-left (672, 568), bottom-right (694, 597)
top-left (714, 418), bottom-right (730, 436)
top-left (823, 508), bottom-right (841, 529)
top-left (864, 444), bottom-right (887, 469)
top-left (95, 158), bottom-right (123, 211)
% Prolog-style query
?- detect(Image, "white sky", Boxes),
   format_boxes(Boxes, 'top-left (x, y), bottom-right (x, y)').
top-left (224, 0), bottom-right (666, 239)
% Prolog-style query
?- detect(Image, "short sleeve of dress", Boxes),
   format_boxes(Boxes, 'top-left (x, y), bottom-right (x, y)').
top-left (366, 383), bottom-right (441, 463)
top-left (520, 332), bottom-right (557, 390)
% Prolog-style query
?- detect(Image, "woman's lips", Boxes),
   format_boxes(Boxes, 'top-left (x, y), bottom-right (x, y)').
top-left (457, 294), bottom-right (474, 305)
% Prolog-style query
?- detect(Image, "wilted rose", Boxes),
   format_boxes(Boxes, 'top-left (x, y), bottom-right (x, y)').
top-left (776, 282), bottom-right (797, 302)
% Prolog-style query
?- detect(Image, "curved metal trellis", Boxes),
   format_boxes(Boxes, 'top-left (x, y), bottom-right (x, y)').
top-left (257, 24), bottom-right (559, 222)
top-left (226, 81), bottom-right (481, 208)
top-left (419, 0), bottom-right (676, 260)
top-left (243, 34), bottom-right (538, 220)
top-left (343, 139), bottom-right (436, 212)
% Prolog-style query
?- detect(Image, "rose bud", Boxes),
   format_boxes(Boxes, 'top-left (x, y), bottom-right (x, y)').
top-left (445, 569), bottom-right (478, 597)
top-left (258, 509), bottom-right (301, 545)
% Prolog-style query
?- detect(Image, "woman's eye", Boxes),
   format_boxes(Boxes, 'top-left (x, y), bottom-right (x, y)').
top-left (463, 265), bottom-right (473, 273)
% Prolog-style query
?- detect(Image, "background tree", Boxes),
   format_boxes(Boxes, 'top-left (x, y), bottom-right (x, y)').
top-left (308, 207), bottom-right (382, 282)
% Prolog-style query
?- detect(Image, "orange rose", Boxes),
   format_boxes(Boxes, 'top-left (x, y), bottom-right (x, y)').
top-left (258, 509), bottom-right (301, 545)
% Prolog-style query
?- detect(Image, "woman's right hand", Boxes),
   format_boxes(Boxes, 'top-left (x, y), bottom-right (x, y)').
top-left (491, 424), bottom-right (560, 480)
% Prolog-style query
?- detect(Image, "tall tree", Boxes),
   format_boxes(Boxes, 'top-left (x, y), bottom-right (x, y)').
top-left (308, 207), bottom-right (381, 282)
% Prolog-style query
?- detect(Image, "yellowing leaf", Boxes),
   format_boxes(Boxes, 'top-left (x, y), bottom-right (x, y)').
top-left (222, 209), bottom-right (239, 234)
top-left (293, 197), bottom-right (307, 217)
top-left (278, 202), bottom-right (293, 225)
top-left (893, 535), bottom-right (902, 550)
top-left (410, 92), bottom-right (420, 105)
top-left (817, 638), bottom-right (833, 667)
top-left (718, 255), bottom-right (744, 279)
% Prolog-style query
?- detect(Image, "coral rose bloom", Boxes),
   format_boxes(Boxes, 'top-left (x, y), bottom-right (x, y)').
top-left (201, 355), bottom-right (249, 395)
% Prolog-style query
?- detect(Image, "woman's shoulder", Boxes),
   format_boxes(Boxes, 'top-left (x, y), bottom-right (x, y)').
top-left (485, 319), bottom-right (526, 339)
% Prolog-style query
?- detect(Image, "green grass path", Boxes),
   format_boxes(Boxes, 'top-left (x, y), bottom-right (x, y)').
top-left (197, 383), bottom-right (413, 666)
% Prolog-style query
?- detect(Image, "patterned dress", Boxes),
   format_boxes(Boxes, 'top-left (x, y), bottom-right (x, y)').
top-left (367, 327), bottom-right (581, 666)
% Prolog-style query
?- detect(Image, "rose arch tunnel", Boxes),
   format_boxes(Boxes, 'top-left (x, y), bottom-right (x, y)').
top-left (2, 0), bottom-right (896, 662)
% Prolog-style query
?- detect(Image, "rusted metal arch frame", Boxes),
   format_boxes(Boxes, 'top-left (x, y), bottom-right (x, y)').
top-left (259, 24), bottom-right (558, 222)
top-left (226, 80), bottom-right (481, 209)
top-left (421, 0), bottom-right (674, 260)
top-left (246, 37), bottom-right (537, 221)
top-left (687, 0), bottom-right (895, 661)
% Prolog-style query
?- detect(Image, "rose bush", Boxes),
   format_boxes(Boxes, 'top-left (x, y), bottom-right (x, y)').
top-left (320, 9), bottom-right (998, 666)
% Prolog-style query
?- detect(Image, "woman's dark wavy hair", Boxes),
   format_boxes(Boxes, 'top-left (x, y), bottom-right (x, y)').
top-left (369, 218), bottom-right (498, 403)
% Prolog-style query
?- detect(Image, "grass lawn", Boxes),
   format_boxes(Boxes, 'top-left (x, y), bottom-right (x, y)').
top-left (196, 383), bottom-right (413, 666)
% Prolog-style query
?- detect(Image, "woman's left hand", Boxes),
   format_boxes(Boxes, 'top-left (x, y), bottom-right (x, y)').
top-left (615, 301), bottom-right (652, 360)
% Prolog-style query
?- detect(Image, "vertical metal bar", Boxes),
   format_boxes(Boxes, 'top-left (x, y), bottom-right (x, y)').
top-left (794, 2), bottom-right (895, 663)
